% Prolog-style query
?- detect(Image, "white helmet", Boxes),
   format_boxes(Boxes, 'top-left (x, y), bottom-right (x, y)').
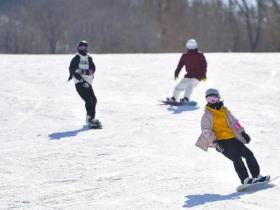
top-left (186, 39), bottom-right (198, 50)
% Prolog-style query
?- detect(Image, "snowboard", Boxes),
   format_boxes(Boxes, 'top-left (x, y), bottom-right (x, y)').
top-left (88, 124), bottom-right (102, 129)
top-left (236, 176), bottom-right (271, 192)
top-left (160, 100), bottom-right (197, 106)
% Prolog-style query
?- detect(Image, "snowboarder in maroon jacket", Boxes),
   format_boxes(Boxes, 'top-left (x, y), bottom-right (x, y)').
top-left (167, 39), bottom-right (207, 102)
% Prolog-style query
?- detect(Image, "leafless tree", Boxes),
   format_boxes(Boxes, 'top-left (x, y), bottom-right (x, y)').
top-left (23, 0), bottom-right (68, 53)
top-left (227, 0), bottom-right (241, 51)
top-left (270, 0), bottom-right (280, 14)
top-left (233, 0), bottom-right (265, 51)
top-left (0, 0), bottom-right (280, 53)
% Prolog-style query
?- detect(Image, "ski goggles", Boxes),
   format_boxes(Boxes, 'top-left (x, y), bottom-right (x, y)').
top-left (206, 95), bottom-right (219, 104)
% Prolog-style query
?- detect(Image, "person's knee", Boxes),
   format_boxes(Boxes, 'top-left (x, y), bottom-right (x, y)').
top-left (88, 98), bottom-right (96, 106)
top-left (175, 86), bottom-right (185, 91)
top-left (243, 149), bottom-right (254, 159)
top-left (232, 156), bottom-right (243, 164)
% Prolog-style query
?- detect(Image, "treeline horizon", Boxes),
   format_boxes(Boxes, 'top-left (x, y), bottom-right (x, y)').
top-left (0, 0), bottom-right (280, 54)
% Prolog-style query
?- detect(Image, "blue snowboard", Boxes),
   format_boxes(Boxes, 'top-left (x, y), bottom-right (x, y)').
top-left (160, 100), bottom-right (197, 106)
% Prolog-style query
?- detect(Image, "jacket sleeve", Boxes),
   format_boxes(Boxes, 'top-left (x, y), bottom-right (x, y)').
top-left (88, 56), bottom-right (96, 73)
top-left (226, 109), bottom-right (245, 133)
top-left (200, 53), bottom-right (207, 79)
top-left (201, 112), bottom-right (216, 146)
top-left (174, 54), bottom-right (185, 77)
top-left (226, 109), bottom-right (247, 144)
top-left (68, 56), bottom-right (84, 82)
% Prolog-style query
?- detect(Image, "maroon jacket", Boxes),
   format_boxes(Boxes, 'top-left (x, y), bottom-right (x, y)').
top-left (175, 50), bottom-right (207, 81)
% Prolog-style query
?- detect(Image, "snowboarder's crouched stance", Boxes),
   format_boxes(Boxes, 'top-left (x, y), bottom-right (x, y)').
top-left (167, 39), bottom-right (207, 103)
top-left (68, 40), bottom-right (101, 128)
top-left (196, 88), bottom-right (269, 185)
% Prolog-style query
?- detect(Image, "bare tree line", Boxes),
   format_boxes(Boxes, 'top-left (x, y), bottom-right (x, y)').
top-left (0, 0), bottom-right (279, 53)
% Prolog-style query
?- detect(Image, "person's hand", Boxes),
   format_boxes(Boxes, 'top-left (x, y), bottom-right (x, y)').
top-left (174, 72), bottom-right (179, 80)
top-left (241, 131), bottom-right (251, 143)
top-left (174, 69), bottom-right (180, 80)
top-left (75, 69), bottom-right (82, 74)
top-left (82, 82), bottom-right (90, 88)
top-left (80, 79), bottom-right (90, 88)
top-left (88, 69), bottom-right (94, 76)
top-left (213, 140), bottom-right (224, 153)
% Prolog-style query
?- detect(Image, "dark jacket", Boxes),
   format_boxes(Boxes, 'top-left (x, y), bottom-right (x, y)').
top-left (175, 50), bottom-right (207, 81)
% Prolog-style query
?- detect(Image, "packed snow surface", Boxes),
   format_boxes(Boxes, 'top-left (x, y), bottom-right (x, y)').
top-left (0, 53), bottom-right (280, 210)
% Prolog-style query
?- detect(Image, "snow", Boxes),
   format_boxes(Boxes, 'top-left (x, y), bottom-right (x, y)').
top-left (0, 53), bottom-right (280, 210)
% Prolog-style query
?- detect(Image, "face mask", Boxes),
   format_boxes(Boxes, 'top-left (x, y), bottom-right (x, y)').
top-left (206, 95), bottom-right (219, 104)
top-left (78, 46), bottom-right (88, 55)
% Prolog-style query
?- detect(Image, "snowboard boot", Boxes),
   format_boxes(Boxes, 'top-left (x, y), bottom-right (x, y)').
top-left (253, 175), bottom-right (270, 183)
top-left (180, 97), bottom-right (189, 103)
top-left (167, 97), bottom-right (176, 102)
top-left (86, 115), bottom-right (91, 123)
top-left (87, 117), bottom-right (102, 129)
top-left (243, 177), bottom-right (254, 184)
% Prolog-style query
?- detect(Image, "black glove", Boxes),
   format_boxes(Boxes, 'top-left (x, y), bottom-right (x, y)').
top-left (241, 131), bottom-right (251, 143)
top-left (213, 140), bottom-right (224, 153)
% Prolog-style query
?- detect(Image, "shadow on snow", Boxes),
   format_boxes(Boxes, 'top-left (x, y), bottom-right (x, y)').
top-left (48, 125), bottom-right (90, 140)
top-left (167, 105), bottom-right (199, 114)
top-left (183, 184), bottom-right (275, 208)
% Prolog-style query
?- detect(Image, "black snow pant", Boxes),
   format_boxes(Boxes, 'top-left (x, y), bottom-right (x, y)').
top-left (217, 138), bottom-right (260, 184)
top-left (75, 83), bottom-right (97, 119)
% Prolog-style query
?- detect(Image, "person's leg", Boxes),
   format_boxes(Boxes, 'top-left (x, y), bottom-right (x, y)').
top-left (183, 78), bottom-right (199, 100)
top-left (87, 86), bottom-right (97, 119)
top-left (172, 78), bottom-right (188, 101)
top-left (235, 140), bottom-right (260, 178)
top-left (232, 157), bottom-right (250, 183)
top-left (218, 140), bottom-right (249, 183)
top-left (75, 83), bottom-right (94, 117)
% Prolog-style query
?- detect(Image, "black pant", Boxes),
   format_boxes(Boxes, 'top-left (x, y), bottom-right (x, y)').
top-left (75, 83), bottom-right (97, 118)
top-left (217, 138), bottom-right (260, 183)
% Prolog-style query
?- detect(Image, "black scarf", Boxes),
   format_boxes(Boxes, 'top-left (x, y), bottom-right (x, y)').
top-left (207, 101), bottom-right (224, 110)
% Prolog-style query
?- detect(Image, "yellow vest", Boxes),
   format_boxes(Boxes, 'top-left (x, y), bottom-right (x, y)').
top-left (207, 106), bottom-right (235, 140)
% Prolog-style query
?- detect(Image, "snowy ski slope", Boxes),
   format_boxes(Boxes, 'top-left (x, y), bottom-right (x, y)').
top-left (0, 53), bottom-right (280, 210)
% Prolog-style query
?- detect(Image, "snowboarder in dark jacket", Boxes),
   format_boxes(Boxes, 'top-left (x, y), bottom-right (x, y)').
top-left (68, 40), bottom-right (101, 128)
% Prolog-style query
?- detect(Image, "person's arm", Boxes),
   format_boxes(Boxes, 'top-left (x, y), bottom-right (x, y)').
top-left (201, 113), bottom-right (216, 146)
top-left (69, 56), bottom-right (90, 88)
top-left (88, 56), bottom-right (96, 72)
top-left (69, 56), bottom-right (84, 81)
top-left (227, 109), bottom-right (243, 132)
top-left (174, 54), bottom-right (185, 80)
top-left (200, 53), bottom-right (207, 80)
top-left (227, 109), bottom-right (251, 143)
top-left (85, 56), bottom-right (96, 76)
